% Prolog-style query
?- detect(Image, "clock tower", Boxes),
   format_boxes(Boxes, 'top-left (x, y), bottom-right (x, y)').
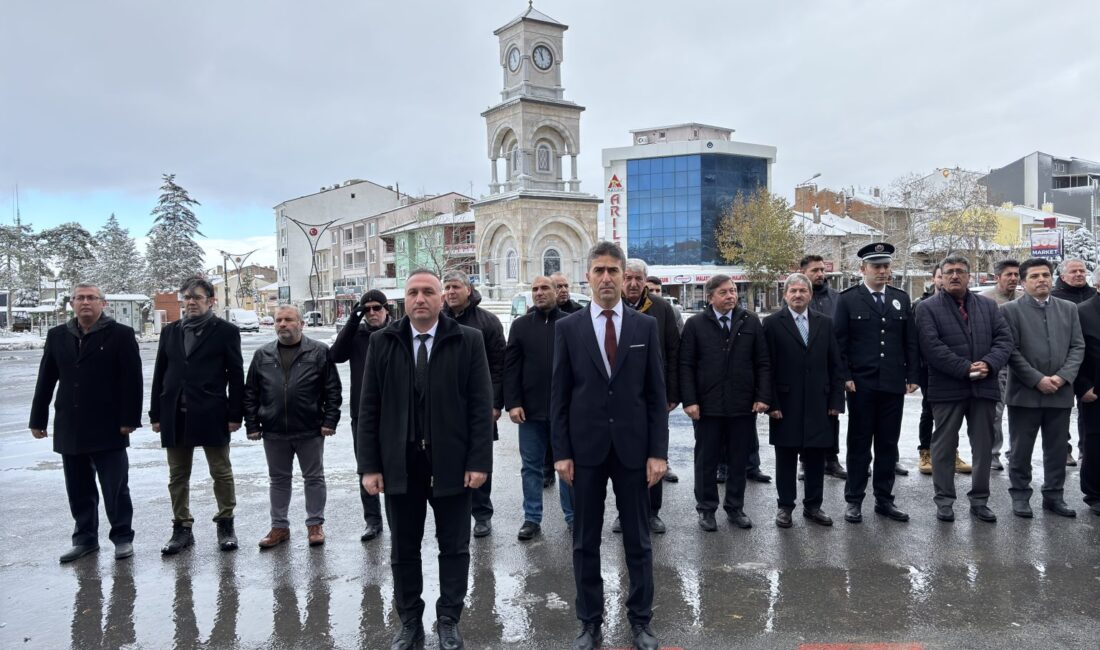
top-left (474, 3), bottom-right (600, 298)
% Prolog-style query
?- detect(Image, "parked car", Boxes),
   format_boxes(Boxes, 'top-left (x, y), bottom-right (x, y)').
top-left (226, 308), bottom-right (260, 332)
top-left (510, 292), bottom-right (590, 319)
top-left (303, 310), bottom-right (323, 326)
top-left (9, 309), bottom-right (31, 332)
top-left (260, 315), bottom-right (274, 326)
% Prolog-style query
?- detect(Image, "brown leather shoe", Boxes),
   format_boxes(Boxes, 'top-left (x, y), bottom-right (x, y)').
top-left (258, 527), bottom-right (290, 549)
top-left (307, 524), bottom-right (325, 546)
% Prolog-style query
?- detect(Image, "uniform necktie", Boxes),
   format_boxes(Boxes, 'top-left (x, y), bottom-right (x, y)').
top-left (415, 333), bottom-right (430, 394)
top-left (796, 313), bottom-right (809, 345)
top-left (720, 315), bottom-right (730, 336)
top-left (602, 309), bottom-right (617, 369)
top-left (873, 291), bottom-right (885, 313)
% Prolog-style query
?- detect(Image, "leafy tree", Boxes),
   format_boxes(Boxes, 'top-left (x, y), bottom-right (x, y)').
top-left (715, 188), bottom-right (803, 307)
top-left (91, 214), bottom-right (145, 294)
top-left (145, 174), bottom-right (205, 292)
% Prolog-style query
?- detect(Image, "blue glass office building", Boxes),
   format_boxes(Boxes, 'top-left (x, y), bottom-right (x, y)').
top-left (626, 154), bottom-right (768, 265)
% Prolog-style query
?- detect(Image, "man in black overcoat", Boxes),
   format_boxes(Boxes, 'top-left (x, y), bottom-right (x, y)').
top-left (30, 282), bottom-right (143, 562)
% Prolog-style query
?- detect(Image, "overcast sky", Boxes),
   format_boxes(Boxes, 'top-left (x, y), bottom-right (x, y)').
top-left (3, 0), bottom-right (1097, 268)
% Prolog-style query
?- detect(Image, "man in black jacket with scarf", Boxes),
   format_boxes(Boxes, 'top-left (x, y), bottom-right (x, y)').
top-left (331, 289), bottom-right (392, 541)
top-left (1052, 258), bottom-right (1093, 466)
top-left (31, 282), bottom-right (143, 563)
top-left (358, 269), bottom-right (494, 650)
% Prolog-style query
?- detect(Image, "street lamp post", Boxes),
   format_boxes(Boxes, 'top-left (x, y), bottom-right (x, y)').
top-left (216, 248), bottom-right (258, 310)
top-left (285, 216), bottom-right (339, 313)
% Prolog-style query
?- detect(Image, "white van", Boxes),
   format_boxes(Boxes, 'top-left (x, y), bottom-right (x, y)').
top-left (226, 308), bottom-right (260, 332)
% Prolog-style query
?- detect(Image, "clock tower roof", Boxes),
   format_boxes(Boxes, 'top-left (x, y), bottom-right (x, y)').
top-left (494, 3), bottom-right (567, 35)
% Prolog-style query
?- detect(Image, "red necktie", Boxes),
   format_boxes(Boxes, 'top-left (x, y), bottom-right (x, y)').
top-left (602, 309), bottom-right (617, 369)
top-left (956, 298), bottom-right (968, 323)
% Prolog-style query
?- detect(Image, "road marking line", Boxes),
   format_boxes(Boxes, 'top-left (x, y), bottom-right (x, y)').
top-left (800, 644), bottom-right (924, 650)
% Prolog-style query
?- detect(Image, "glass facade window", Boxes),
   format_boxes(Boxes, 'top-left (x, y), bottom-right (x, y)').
top-left (626, 153), bottom-right (767, 265)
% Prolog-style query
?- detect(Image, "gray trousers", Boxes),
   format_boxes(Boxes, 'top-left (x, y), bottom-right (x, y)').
top-left (931, 399), bottom-right (995, 507)
top-left (263, 436), bottom-right (326, 528)
top-left (1007, 406), bottom-right (1070, 503)
top-left (991, 368), bottom-right (1008, 456)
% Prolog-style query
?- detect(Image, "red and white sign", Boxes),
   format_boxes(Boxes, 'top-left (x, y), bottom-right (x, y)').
top-left (607, 175), bottom-right (624, 191)
top-left (308, 227), bottom-right (319, 237)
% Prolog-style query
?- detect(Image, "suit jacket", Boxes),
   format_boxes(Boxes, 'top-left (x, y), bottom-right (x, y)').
top-left (1074, 295), bottom-right (1100, 433)
top-left (551, 305), bottom-right (669, 469)
top-left (833, 284), bottom-right (919, 393)
top-left (678, 307), bottom-right (771, 417)
top-left (1000, 294), bottom-right (1084, 409)
top-left (149, 317), bottom-right (244, 447)
top-left (762, 308), bottom-right (844, 448)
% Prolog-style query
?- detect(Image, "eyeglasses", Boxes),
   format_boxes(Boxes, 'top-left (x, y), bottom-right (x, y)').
top-left (72, 295), bottom-right (103, 303)
top-left (942, 269), bottom-right (969, 277)
top-left (363, 304), bottom-right (386, 312)
top-left (181, 294), bottom-right (209, 302)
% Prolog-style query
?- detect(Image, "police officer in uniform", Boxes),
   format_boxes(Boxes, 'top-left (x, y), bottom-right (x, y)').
top-left (834, 243), bottom-right (920, 524)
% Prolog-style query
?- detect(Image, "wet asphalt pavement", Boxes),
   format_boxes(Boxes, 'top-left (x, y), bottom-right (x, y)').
top-left (0, 327), bottom-right (1097, 649)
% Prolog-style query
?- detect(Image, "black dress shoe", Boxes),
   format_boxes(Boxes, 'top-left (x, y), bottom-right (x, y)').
top-left (216, 518), bottom-right (238, 551)
top-left (161, 524), bottom-right (194, 555)
top-left (698, 512), bottom-right (718, 532)
top-left (361, 521), bottom-right (383, 542)
top-left (936, 505), bottom-right (955, 522)
top-left (517, 521), bottom-right (541, 541)
top-left (825, 457), bottom-right (848, 479)
top-left (874, 503), bottom-right (910, 522)
top-left (727, 510), bottom-right (753, 529)
top-left (894, 463), bottom-right (909, 476)
top-left (390, 619), bottom-right (425, 650)
top-left (649, 515), bottom-right (667, 534)
top-left (1089, 504), bottom-right (1100, 517)
top-left (571, 622), bottom-right (602, 650)
top-left (1042, 500), bottom-right (1076, 517)
top-left (803, 508), bottom-right (833, 526)
top-left (775, 509), bottom-right (793, 528)
top-left (60, 544), bottom-right (99, 563)
top-left (473, 520), bottom-right (492, 538)
top-left (662, 468), bottom-right (679, 483)
top-left (1012, 501), bottom-right (1033, 518)
top-left (970, 505), bottom-right (997, 522)
top-left (437, 616), bottom-right (464, 650)
top-left (631, 623), bottom-right (659, 650)
top-left (716, 463), bottom-right (728, 483)
top-left (844, 504), bottom-right (862, 523)
top-left (611, 516), bottom-right (622, 533)
top-left (747, 470), bottom-right (772, 483)
top-left (114, 542), bottom-right (134, 560)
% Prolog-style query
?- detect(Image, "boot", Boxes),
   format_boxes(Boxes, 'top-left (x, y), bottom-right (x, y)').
top-left (216, 518), bottom-right (238, 551)
top-left (918, 449), bottom-right (932, 475)
top-left (955, 452), bottom-right (972, 474)
top-left (161, 523), bottom-right (194, 555)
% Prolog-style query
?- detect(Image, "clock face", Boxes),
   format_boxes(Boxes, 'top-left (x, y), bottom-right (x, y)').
top-left (507, 47), bottom-right (521, 72)
top-left (532, 45), bottom-right (553, 70)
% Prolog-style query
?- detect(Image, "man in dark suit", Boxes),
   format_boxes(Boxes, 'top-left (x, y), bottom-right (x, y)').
top-left (552, 242), bottom-right (668, 650)
top-left (834, 243), bottom-right (920, 524)
top-left (150, 277), bottom-right (245, 554)
top-left (763, 273), bottom-right (845, 529)
top-left (802, 254), bottom-right (848, 479)
top-left (30, 282), bottom-right (143, 563)
top-left (1074, 269), bottom-right (1100, 515)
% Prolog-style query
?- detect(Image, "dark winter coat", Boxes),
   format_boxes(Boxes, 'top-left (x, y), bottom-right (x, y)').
top-left (504, 305), bottom-right (563, 422)
top-left (1074, 295), bottom-right (1100, 434)
top-left (809, 283), bottom-right (839, 318)
top-left (442, 290), bottom-right (505, 411)
top-left (763, 308), bottom-right (844, 448)
top-left (1051, 278), bottom-right (1094, 304)
top-left (329, 308), bottom-right (390, 421)
top-left (356, 316), bottom-right (494, 497)
top-left (149, 317), bottom-right (244, 448)
top-left (243, 336), bottom-right (341, 439)
top-left (833, 284), bottom-right (920, 394)
top-left (915, 290), bottom-right (1013, 403)
top-left (559, 299), bottom-right (584, 314)
top-left (626, 289), bottom-right (680, 405)
top-left (679, 307), bottom-right (772, 417)
top-left (30, 317), bottom-right (143, 455)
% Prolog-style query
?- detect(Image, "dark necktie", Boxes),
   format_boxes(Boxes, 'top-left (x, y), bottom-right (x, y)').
top-left (873, 291), bottom-right (885, 314)
top-left (720, 315), bottom-right (730, 336)
top-left (602, 309), bottom-right (617, 370)
top-left (415, 333), bottom-right (430, 394)
top-left (956, 298), bottom-right (968, 324)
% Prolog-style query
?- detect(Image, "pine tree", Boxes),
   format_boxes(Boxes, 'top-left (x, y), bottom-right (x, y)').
top-left (1062, 227), bottom-right (1098, 273)
top-left (39, 222), bottom-right (96, 290)
top-left (91, 214), bottom-right (145, 294)
top-left (145, 174), bottom-right (205, 292)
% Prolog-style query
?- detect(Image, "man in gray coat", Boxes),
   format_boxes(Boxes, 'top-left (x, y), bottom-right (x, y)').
top-left (1000, 258), bottom-right (1085, 518)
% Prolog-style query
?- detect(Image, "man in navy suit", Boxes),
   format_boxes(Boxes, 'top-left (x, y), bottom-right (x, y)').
top-left (552, 241), bottom-right (669, 650)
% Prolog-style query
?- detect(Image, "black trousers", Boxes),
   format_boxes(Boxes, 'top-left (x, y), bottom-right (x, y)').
top-left (918, 394), bottom-right (934, 451)
top-left (572, 447), bottom-right (653, 627)
top-left (543, 443), bottom-right (555, 480)
top-left (845, 389), bottom-right (904, 506)
top-left (829, 414), bottom-right (841, 457)
top-left (734, 430), bottom-right (762, 472)
top-left (62, 449), bottom-right (134, 546)
top-left (1007, 406), bottom-right (1070, 503)
top-left (472, 427), bottom-right (495, 522)
top-left (775, 446), bottom-right (825, 510)
top-left (384, 444), bottom-right (472, 624)
top-left (1081, 406), bottom-right (1099, 507)
top-left (350, 418), bottom-right (383, 526)
top-left (693, 415), bottom-right (753, 514)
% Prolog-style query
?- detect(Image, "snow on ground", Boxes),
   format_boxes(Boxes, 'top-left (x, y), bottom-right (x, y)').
top-left (0, 332), bottom-right (45, 351)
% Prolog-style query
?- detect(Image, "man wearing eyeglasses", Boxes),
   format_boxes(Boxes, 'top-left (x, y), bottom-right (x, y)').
top-left (331, 289), bottom-right (393, 542)
top-left (151, 277), bottom-right (245, 554)
top-left (31, 282), bottom-right (143, 563)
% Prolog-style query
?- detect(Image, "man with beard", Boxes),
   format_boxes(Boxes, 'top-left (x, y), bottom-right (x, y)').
top-left (442, 271), bottom-right (505, 538)
top-left (331, 289), bottom-right (392, 541)
top-left (800, 254), bottom-right (848, 479)
top-left (981, 259), bottom-right (1022, 470)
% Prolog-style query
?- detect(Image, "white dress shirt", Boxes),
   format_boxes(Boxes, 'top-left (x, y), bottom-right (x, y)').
top-left (589, 300), bottom-right (623, 376)
top-left (410, 319), bottom-right (439, 361)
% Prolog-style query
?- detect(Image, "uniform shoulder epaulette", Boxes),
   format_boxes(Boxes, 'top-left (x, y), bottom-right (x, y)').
top-left (839, 285), bottom-right (860, 294)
